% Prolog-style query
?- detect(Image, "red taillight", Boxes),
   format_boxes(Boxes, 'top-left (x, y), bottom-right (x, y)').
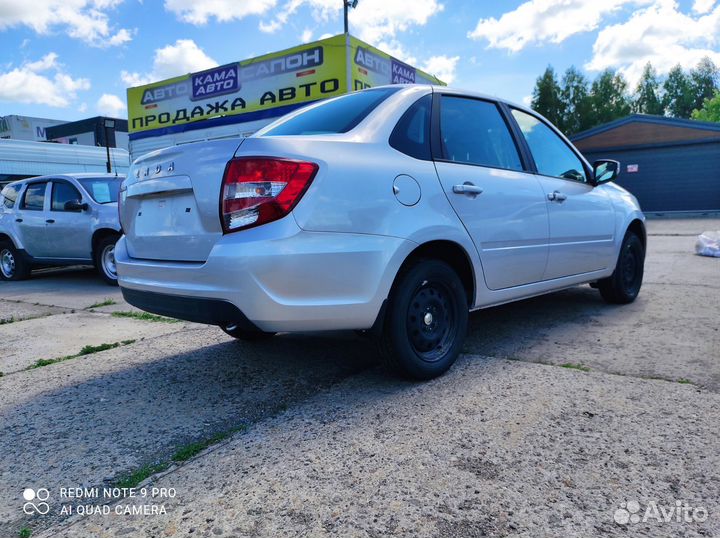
top-left (220, 157), bottom-right (318, 233)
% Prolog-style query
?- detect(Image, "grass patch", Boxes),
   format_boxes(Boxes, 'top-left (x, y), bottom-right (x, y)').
top-left (0, 371), bottom-right (4, 378)
top-left (27, 340), bottom-right (136, 370)
top-left (115, 462), bottom-right (170, 489)
top-left (0, 316), bottom-right (15, 325)
top-left (560, 363), bottom-right (591, 372)
top-left (112, 311), bottom-right (179, 323)
top-left (115, 425), bottom-right (247, 488)
top-left (172, 426), bottom-right (246, 462)
top-left (19, 528), bottom-right (31, 538)
top-left (86, 298), bottom-right (117, 309)
top-left (677, 378), bottom-right (694, 385)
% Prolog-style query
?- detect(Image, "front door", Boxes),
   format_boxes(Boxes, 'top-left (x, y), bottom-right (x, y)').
top-left (44, 180), bottom-right (92, 259)
top-left (510, 109), bottom-right (616, 279)
top-left (433, 95), bottom-right (549, 290)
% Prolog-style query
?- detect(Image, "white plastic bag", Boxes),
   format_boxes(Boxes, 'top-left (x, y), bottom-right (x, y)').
top-left (695, 231), bottom-right (720, 258)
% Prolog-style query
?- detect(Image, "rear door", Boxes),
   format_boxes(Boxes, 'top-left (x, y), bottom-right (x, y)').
top-left (45, 179), bottom-right (92, 259)
top-left (15, 181), bottom-right (52, 257)
top-left (432, 95), bottom-right (549, 290)
top-left (509, 109), bottom-right (616, 279)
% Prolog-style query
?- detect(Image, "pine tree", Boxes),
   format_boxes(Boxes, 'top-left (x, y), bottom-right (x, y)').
top-left (663, 65), bottom-right (695, 118)
top-left (531, 66), bottom-right (564, 128)
top-left (689, 57), bottom-right (719, 113)
top-left (589, 69), bottom-right (632, 126)
top-left (560, 66), bottom-right (592, 135)
top-left (633, 62), bottom-right (664, 115)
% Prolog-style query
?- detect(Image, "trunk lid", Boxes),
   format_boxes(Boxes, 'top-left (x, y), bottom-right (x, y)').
top-left (121, 139), bottom-right (243, 262)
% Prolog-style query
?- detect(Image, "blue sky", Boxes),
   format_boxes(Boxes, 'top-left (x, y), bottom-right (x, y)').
top-left (0, 0), bottom-right (718, 121)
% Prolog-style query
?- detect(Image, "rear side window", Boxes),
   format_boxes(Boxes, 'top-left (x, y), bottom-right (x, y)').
top-left (21, 183), bottom-right (47, 210)
top-left (262, 88), bottom-right (400, 136)
top-left (439, 96), bottom-right (523, 171)
top-left (389, 94), bottom-right (432, 160)
top-left (2, 184), bottom-right (21, 209)
top-left (52, 182), bottom-right (82, 211)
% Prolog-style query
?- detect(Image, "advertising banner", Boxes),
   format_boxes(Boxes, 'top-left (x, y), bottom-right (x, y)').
top-left (349, 36), bottom-right (444, 91)
top-left (127, 35), bottom-right (445, 138)
top-left (127, 35), bottom-right (348, 135)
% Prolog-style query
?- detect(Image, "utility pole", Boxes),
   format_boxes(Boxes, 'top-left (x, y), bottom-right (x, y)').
top-left (343, 0), bottom-right (358, 34)
top-left (103, 118), bottom-right (115, 173)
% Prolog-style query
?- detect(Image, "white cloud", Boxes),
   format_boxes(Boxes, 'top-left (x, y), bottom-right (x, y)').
top-left (585, 1), bottom-right (720, 86)
top-left (420, 55), bottom-right (460, 84)
top-left (0, 0), bottom-right (134, 47)
top-left (0, 53), bottom-right (90, 107)
top-left (164, 0), bottom-right (277, 24)
top-left (693, 0), bottom-right (716, 13)
top-left (121, 39), bottom-right (218, 87)
top-left (300, 28), bottom-right (313, 43)
top-left (468, 0), bottom-right (652, 52)
top-left (78, 102), bottom-right (88, 113)
top-left (97, 93), bottom-right (126, 116)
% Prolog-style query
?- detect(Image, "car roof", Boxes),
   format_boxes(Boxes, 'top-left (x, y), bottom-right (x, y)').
top-left (9, 173), bottom-right (121, 186)
top-left (384, 84), bottom-right (536, 115)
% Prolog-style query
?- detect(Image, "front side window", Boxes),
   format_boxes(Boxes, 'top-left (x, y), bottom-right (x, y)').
top-left (511, 109), bottom-right (587, 182)
top-left (439, 96), bottom-right (523, 171)
top-left (52, 182), bottom-right (82, 211)
top-left (261, 87), bottom-right (400, 136)
top-left (21, 183), bottom-right (47, 210)
top-left (77, 178), bottom-right (121, 203)
top-left (2, 183), bottom-right (21, 209)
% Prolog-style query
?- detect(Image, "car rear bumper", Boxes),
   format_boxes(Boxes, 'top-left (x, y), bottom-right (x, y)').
top-left (116, 218), bottom-right (415, 332)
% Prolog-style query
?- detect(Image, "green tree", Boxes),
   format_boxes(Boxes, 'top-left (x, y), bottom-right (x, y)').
top-left (663, 65), bottom-right (695, 118)
top-left (589, 69), bottom-right (632, 126)
top-left (692, 91), bottom-right (720, 122)
top-left (633, 62), bottom-right (664, 115)
top-left (531, 66), bottom-right (564, 128)
top-left (689, 57), bottom-right (719, 113)
top-left (560, 66), bottom-right (592, 135)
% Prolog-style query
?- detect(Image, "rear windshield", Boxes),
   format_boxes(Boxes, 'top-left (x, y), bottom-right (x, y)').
top-left (261, 87), bottom-right (400, 136)
top-left (78, 177), bottom-right (121, 203)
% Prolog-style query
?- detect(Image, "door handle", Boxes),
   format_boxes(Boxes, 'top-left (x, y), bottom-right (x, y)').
top-left (46, 219), bottom-right (55, 224)
top-left (547, 191), bottom-right (567, 203)
top-left (452, 182), bottom-right (484, 197)
top-left (15, 218), bottom-right (22, 222)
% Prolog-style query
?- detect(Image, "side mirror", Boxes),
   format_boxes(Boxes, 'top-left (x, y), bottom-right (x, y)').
top-left (592, 159), bottom-right (620, 185)
top-left (64, 200), bottom-right (89, 211)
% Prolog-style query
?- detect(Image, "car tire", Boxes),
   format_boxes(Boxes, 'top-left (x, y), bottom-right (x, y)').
top-left (0, 240), bottom-right (31, 281)
top-left (598, 231), bottom-right (644, 304)
top-left (378, 259), bottom-right (468, 380)
top-left (221, 324), bottom-right (277, 341)
top-left (95, 235), bottom-right (120, 286)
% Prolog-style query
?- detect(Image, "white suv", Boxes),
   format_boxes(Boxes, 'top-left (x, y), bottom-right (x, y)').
top-left (0, 174), bottom-right (122, 284)
top-left (117, 86), bottom-right (645, 379)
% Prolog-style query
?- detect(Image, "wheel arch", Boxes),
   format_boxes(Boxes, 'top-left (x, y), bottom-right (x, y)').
top-left (396, 240), bottom-right (476, 307)
top-left (0, 233), bottom-right (16, 247)
top-left (627, 218), bottom-right (646, 251)
top-left (91, 228), bottom-right (121, 260)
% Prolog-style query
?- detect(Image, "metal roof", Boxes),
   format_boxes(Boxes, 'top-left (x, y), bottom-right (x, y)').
top-left (571, 114), bottom-right (720, 142)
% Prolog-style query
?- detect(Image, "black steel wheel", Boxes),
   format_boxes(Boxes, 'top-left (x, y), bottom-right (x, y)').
top-left (598, 231), bottom-right (644, 304)
top-left (378, 259), bottom-right (468, 379)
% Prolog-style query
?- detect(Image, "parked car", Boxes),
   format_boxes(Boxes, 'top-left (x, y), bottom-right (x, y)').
top-left (116, 85), bottom-right (646, 379)
top-left (0, 174), bottom-right (122, 285)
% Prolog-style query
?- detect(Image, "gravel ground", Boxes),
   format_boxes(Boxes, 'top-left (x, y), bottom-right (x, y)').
top-left (0, 218), bottom-right (717, 538)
